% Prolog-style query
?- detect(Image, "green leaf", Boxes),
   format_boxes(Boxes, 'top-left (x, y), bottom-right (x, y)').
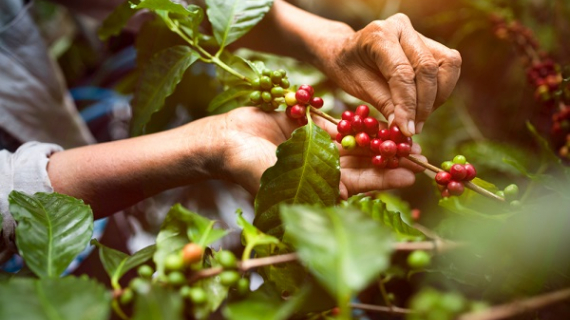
top-left (192, 250), bottom-right (230, 320)
top-left (280, 204), bottom-right (393, 306)
top-left (215, 52), bottom-right (259, 86)
top-left (134, 0), bottom-right (195, 16)
top-left (207, 84), bottom-right (253, 114)
top-left (458, 140), bottom-right (533, 176)
top-left (253, 120), bottom-right (341, 238)
top-left (206, 0), bottom-right (274, 49)
top-left (342, 195), bottom-right (425, 241)
top-left (223, 282), bottom-right (311, 320)
top-left (90, 239), bottom-right (155, 289)
top-left (130, 45), bottom-right (200, 136)
top-left (0, 276), bottom-right (111, 320)
top-left (153, 204), bottom-right (228, 276)
top-left (97, 0), bottom-right (139, 41)
top-left (9, 191), bottom-right (93, 278)
top-left (132, 283), bottom-right (183, 320)
top-left (236, 210), bottom-right (282, 258)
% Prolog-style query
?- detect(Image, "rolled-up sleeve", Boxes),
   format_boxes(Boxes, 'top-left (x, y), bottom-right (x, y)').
top-left (0, 141), bottom-right (63, 263)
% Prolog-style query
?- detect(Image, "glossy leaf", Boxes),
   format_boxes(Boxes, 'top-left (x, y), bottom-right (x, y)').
top-left (281, 204), bottom-right (393, 305)
top-left (206, 0), bottom-right (274, 49)
top-left (131, 45), bottom-right (200, 136)
top-left (342, 195), bottom-right (425, 241)
top-left (0, 276), bottom-right (110, 320)
top-left (192, 250), bottom-right (230, 320)
top-left (216, 52), bottom-right (259, 86)
top-left (132, 283), bottom-right (183, 320)
top-left (153, 204), bottom-right (227, 276)
top-left (207, 84), bottom-right (253, 114)
top-left (134, 0), bottom-right (195, 16)
top-left (236, 210), bottom-right (282, 258)
top-left (98, 0), bottom-right (139, 40)
top-left (9, 191), bottom-right (93, 278)
top-left (90, 239), bottom-right (155, 289)
top-left (253, 119), bottom-right (340, 237)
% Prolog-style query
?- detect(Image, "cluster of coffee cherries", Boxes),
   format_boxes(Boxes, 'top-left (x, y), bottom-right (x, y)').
top-left (284, 84), bottom-right (324, 125)
top-left (119, 243), bottom-right (248, 307)
top-left (526, 59), bottom-right (564, 104)
top-left (490, 14), bottom-right (540, 55)
top-left (496, 183), bottom-right (521, 208)
top-left (336, 105), bottom-right (412, 169)
top-left (435, 155), bottom-right (476, 197)
top-left (249, 68), bottom-right (291, 112)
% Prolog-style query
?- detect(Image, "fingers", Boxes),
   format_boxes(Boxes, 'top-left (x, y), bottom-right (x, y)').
top-left (419, 35), bottom-right (462, 109)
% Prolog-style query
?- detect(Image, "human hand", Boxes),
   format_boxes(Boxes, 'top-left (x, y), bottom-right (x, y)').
top-left (217, 107), bottom-right (425, 198)
top-left (317, 13), bottom-right (462, 136)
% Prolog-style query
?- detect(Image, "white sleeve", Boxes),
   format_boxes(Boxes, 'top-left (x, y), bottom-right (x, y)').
top-left (0, 141), bottom-right (63, 263)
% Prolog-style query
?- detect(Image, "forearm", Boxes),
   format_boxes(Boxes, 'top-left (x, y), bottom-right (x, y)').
top-left (47, 117), bottom-right (222, 219)
top-left (234, 0), bottom-right (354, 70)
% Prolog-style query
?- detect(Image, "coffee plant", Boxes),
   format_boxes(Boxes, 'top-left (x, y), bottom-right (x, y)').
top-left (2, 0), bottom-right (570, 319)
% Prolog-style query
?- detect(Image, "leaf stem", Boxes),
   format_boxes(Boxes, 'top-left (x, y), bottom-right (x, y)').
top-left (309, 106), bottom-right (339, 124)
top-left (378, 277), bottom-right (393, 310)
top-left (111, 299), bottom-right (129, 320)
top-left (350, 302), bottom-right (413, 315)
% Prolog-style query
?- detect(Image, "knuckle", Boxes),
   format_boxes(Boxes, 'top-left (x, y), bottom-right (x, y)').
top-left (389, 63), bottom-right (416, 85)
top-left (444, 49), bottom-right (462, 68)
top-left (416, 58), bottom-right (439, 79)
top-left (390, 13), bottom-right (411, 24)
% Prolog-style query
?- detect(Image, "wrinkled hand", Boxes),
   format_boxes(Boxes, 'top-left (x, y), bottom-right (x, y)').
top-left (319, 13), bottom-right (462, 136)
top-left (217, 107), bottom-right (425, 198)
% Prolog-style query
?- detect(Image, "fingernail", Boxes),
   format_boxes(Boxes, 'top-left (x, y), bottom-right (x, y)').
top-left (407, 120), bottom-right (416, 135)
top-left (416, 122), bottom-right (425, 134)
top-left (387, 114), bottom-right (395, 126)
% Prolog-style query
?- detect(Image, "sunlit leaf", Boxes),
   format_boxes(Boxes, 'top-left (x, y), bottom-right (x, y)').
top-left (253, 119), bottom-right (340, 238)
top-left (206, 0), bottom-right (274, 49)
top-left (0, 276), bottom-right (110, 320)
top-left (90, 239), bottom-right (155, 289)
top-left (131, 45), bottom-right (200, 136)
top-left (9, 191), bottom-right (93, 278)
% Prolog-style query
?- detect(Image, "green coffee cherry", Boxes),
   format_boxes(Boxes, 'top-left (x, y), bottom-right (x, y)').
top-left (237, 278), bottom-right (250, 295)
top-left (510, 200), bottom-right (522, 208)
top-left (261, 91), bottom-right (272, 103)
top-left (251, 78), bottom-right (261, 90)
top-left (271, 71), bottom-right (283, 84)
top-left (179, 285), bottom-right (192, 297)
top-left (262, 69), bottom-right (272, 76)
top-left (137, 265), bottom-right (154, 279)
top-left (277, 69), bottom-right (286, 76)
top-left (129, 278), bottom-right (147, 292)
top-left (504, 184), bottom-right (519, 200)
top-left (260, 102), bottom-right (276, 112)
top-left (250, 91), bottom-right (261, 104)
top-left (219, 271), bottom-right (240, 287)
top-left (270, 86), bottom-right (284, 97)
top-left (189, 287), bottom-right (207, 304)
top-left (495, 190), bottom-right (505, 198)
top-left (280, 78), bottom-right (290, 89)
top-left (168, 271), bottom-right (187, 286)
top-left (216, 250), bottom-right (237, 269)
top-left (441, 161), bottom-right (454, 171)
top-left (260, 76), bottom-right (272, 90)
top-left (407, 250), bottom-right (431, 269)
top-left (120, 288), bottom-right (134, 305)
top-left (440, 293), bottom-right (465, 313)
top-left (165, 253), bottom-right (184, 271)
top-left (452, 155), bottom-right (467, 164)
top-left (341, 135), bottom-right (356, 150)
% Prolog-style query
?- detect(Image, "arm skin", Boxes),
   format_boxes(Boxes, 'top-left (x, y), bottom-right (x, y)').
top-left (235, 0), bottom-right (462, 136)
top-left (48, 108), bottom-right (425, 220)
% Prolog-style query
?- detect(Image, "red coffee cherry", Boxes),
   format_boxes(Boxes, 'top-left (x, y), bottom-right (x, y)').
top-left (371, 155), bottom-right (387, 168)
top-left (342, 110), bottom-right (355, 121)
top-left (351, 115), bottom-right (365, 133)
top-left (378, 129), bottom-right (390, 141)
top-left (295, 89), bottom-right (311, 104)
top-left (441, 189), bottom-right (451, 198)
top-left (335, 133), bottom-right (343, 143)
top-left (363, 117), bottom-right (379, 136)
top-left (355, 105), bottom-right (370, 118)
top-left (337, 120), bottom-right (353, 135)
top-left (450, 164), bottom-right (467, 181)
top-left (379, 140), bottom-right (397, 158)
top-left (387, 157), bottom-right (400, 169)
top-left (285, 106), bottom-right (293, 118)
top-left (297, 117), bottom-right (308, 126)
top-left (447, 180), bottom-right (465, 196)
top-left (464, 164), bottom-right (477, 181)
top-left (290, 104), bottom-right (306, 119)
top-left (435, 171), bottom-right (452, 185)
top-left (355, 132), bottom-right (371, 147)
top-left (309, 97), bottom-right (324, 109)
top-left (369, 138), bottom-right (382, 154)
top-left (298, 84), bottom-right (314, 97)
top-left (396, 143), bottom-right (411, 157)
top-left (389, 126), bottom-right (405, 143)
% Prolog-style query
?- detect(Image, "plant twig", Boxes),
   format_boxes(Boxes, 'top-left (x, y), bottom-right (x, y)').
top-left (350, 302), bottom-right (413, 315)
top-left (378, 277), bottom-right (393, 310)
top-left (457, 287), bottom-right (570, 320)
top-left (393, 239), bottom-right (465, 254)
top-left (310, 106), bottom-right (340, 125)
